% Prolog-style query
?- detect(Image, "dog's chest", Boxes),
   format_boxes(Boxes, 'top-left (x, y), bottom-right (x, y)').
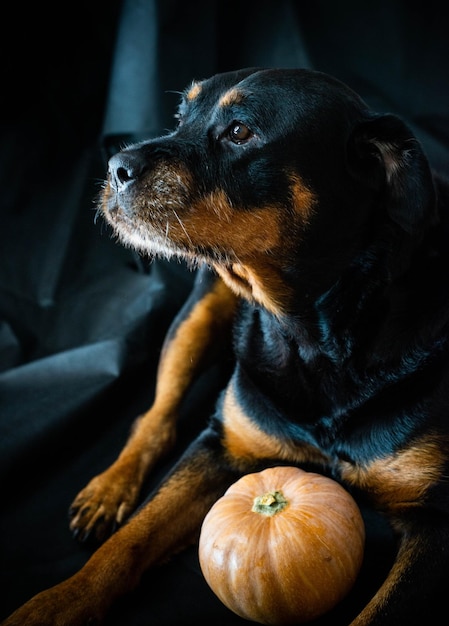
top-left (234, 307), bottom-right (352, 418)
top-left (231, 305), bottom-right (441, 463)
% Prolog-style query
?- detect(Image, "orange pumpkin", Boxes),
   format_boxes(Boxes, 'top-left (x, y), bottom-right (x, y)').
top-left (198, 466), bottom-right (365, 625)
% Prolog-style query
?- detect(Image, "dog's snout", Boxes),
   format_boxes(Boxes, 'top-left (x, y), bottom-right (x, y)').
top-left (108, 151), bottom-right (147, 191)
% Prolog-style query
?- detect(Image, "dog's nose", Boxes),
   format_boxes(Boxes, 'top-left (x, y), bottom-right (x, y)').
top-left (108, 151), bottom-right (147, 191)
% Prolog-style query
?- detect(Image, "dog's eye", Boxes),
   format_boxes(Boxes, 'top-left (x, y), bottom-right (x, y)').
top-left (229, 122), bottom-right (252, 144)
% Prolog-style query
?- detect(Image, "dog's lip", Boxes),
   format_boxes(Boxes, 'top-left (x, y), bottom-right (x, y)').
top-left (108, 179), bottom-right (124, 193)
top-left (99, 195), bottom-right (213, 262)
top-left (106, 203), bottom-right (128, 220)
top-left (101, 181), bottom-right (137, 217)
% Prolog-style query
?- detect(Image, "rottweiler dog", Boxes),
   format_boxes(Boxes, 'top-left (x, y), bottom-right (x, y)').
top-left (3, 68), bottom-right (449, 625)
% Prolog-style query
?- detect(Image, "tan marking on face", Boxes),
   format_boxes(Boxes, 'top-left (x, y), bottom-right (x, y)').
top-left (222, 383), bottom-right (330, 470)
top-left (187, 189), bottom-right (282, 254)
top-left (340, 435), bottom-right (446, 511)
top-left (186, 81), bottom-right (202, 101)
top-left (289, 173), bottom-right (317, 223)
top-left (219, 88), bottom-right (245, 108)
top-left (205, 178), bottom-right (314, 314)
top-left (185, 189), bottom-right (290, 314)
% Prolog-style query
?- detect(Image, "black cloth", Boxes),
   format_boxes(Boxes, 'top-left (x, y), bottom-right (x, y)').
top-left (1, 1), bottom-right (448, 624)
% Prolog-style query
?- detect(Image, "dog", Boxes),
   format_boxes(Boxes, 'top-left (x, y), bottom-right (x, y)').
top-left (3, 67), bottom-right (449, 625)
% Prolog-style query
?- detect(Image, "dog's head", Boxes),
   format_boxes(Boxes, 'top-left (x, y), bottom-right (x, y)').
top-left (101, 68), bottom-right (435, 315)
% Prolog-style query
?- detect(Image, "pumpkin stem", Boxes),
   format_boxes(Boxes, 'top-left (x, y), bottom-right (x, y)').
top-left (252, 490), bottom-right (288, 516)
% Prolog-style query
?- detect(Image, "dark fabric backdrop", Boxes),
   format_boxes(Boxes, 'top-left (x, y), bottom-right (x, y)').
top-left (1, 1), bottom-right (448, 624)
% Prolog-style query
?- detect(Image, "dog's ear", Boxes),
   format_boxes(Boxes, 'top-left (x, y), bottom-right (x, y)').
top-left (347, 114), bottom-right (436, 233)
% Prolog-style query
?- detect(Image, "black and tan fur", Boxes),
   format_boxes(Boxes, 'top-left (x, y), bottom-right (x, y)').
top-left (4, 68), bottom-right (449, 625)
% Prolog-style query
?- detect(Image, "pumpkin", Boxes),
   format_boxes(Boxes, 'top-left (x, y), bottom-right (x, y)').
top-left (198, 466), bottom-right (365, 625)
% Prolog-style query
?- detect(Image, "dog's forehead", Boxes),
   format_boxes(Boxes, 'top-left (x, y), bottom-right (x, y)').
top-left (183, 68), bottom-right (260, 109)
top-left (182, 68), bottom-right (367, 124)
top-left (185, 68), bottom-right (287, 110)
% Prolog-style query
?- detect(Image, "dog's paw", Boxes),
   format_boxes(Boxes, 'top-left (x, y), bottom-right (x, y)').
top-left (69, 464), bottom-right (140, 544)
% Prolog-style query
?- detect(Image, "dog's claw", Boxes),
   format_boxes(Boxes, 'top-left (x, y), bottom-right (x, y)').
top-left (71, 527), bottom-right (81, 540)
top-left (68, 467), bottom-right (140, 545)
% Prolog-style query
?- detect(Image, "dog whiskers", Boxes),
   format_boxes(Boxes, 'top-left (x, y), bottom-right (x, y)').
top-left (93, 208), bottom-right (102, 224)
top-left (173, 210), bottom-right (193, 246)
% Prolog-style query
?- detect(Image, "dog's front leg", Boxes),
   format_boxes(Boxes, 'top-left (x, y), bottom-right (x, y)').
top-left (2, 430), bottom-right (243, 626)
top-left (69, 268), bottom-right (238, 543)
top-left (351, 519), bottom-right (447, 625)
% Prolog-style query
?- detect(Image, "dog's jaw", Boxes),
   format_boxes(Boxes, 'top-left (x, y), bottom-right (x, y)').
top-left (101, 168), bottom-right (317, 316)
